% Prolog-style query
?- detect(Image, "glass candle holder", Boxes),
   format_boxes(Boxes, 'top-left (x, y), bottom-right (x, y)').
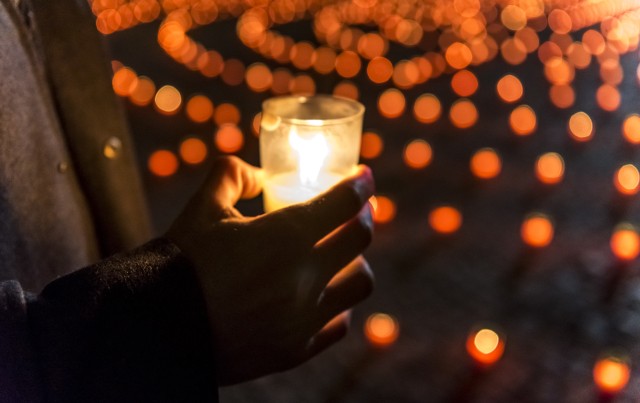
top-left (260, 95), bottom-right (365, 212)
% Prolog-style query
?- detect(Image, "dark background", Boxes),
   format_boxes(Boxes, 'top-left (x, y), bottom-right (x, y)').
top-left (105, 10), bottom-right (640, 402)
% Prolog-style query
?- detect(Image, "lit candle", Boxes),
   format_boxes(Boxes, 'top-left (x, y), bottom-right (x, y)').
top-left (260, 95), bottom-right (364, 212)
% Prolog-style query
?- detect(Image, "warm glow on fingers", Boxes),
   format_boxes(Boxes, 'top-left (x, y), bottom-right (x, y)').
top-left (536, 153), bottom-right (564, 185)
top-left (611, 225), bottom-right (640, 261)
top-left (470, 148), bottom-right (501, 179)
top-left (521, 213), bottom-right (554, 248)
top-left (365, 313), bottom-right (399, 347)
top-left (429, 206), bottom-right (462, 234)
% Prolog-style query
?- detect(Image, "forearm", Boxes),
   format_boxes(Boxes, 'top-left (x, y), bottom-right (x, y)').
top-left (28, 238), bottom-right (218, 402)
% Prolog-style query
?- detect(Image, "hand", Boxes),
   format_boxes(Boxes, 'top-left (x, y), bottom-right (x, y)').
top-left (167, 156), bottom-right (375, 385)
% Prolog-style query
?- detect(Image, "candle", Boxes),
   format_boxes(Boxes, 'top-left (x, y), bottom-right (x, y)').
top-left (260, 95), bottom-right (364, 212)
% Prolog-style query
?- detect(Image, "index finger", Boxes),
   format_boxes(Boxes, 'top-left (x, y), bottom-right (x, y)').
top-left (267, 165), bottom-right (374, 244)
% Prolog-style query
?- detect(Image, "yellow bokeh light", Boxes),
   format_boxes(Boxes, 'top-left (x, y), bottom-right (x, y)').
top-left (466, 328), bottom-right (504, 366)
top-left (451, 69), bottom-right (478, 97)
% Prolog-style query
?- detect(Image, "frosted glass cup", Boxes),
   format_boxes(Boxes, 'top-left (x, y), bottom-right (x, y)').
top-left (260, 95), bottom-right (365, 212)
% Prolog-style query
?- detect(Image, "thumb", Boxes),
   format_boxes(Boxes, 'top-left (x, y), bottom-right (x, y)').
top-left (198, 156), bottom-right (263, 219)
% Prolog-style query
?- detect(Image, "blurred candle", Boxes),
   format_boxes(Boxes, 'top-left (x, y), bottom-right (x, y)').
top-left (466, 328), bottom-right (505, 367)
top-left (260, 95), bottom-right (364, 212)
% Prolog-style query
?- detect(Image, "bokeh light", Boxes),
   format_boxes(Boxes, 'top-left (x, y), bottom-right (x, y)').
top-left (496, 74), bottom-right (523, 103)
top-left (521, 213), bottom-right (554, 248)
top-left (403, 140), bottom-right (432, 169)
top-left (378, 89), bottom-right (405, 119)
top-left (148, 150), bottom-right (179, 177)
top-left (614, 164), bottom-right (640, 195)
top-left (593, 356), bottom-right (631, 395)
top-left (449, 99), bottom-right (478, 129)
top-left (154, 85), bottom-right (182, 115)
top-left (413, 94), bottom-right (441, 124)
top-left (179, 137), bottom-right (208, 165)
top-left (622, 114), bottom-right (640, 144)
top-left (214, 124), bottom-right (244, 153)
top-left (370, 195), bottom-right (396, 224)
top-left (535, 152), bottom-right (565, 185)
top-left (429, 206), bottom-right (462, 235)
top-left (361, 131), bottom-right (384, 160)
top-left (568, 112), bottom-right (594, 142)
top-left (509, 105), bottom-right (537, 136)
top-left (466, 328), bottom-right (505, 366)
top-left (186, 94), bottom-right (214, 123)
top-left (611, 225), bottom-right (640, 261)
top-left (365, 313), bottom-right (399, 348)
top-left (470, 148), bottom-right (501, 179)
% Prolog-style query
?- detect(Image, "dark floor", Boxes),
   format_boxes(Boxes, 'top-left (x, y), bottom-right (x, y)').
top-left (108, 15), bottom-right (640, 403)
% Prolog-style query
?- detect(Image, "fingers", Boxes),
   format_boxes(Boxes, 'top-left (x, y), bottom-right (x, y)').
top-left (267, 165), bottom-right (374, 245)
top-left (312, 205), bottom-right (373, 286)
top-left (316, 257), bottom-right (374, 323)
top-left (305, 311), bottom-right (351, 359)
top-left (198, 156), bottom-right (263, 218)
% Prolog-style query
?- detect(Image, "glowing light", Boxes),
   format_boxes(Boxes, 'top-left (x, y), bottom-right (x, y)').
top-left (335, 51), bottom-right (361, 78)
top-left (596, 84), bottom-right (621, 112)
top-left (496, 74), bottom-right (523, 103)
top-left (445, 42), bottom-right (473, 70)
top-left (567, 42), bottom-right (591, 69)
top-left (378, 89), bottom-right (405, 119)
top-left (449, 99), bottom-right (478, 129)
top-left (252, 113), bottom-right (261, 136)
top-left (214, 124), bottom-right (244, 153)
top-left (371, 195), bottom-right (396, 224)
top-left (544, 57), bottom-right (574, 85)
top-left (451, 70), bottom-right (478, 97)
top-left (271, 68), bottom-right (292, 95)
top-left (154, 85), bottom-right (182, 115)
top-left (500, 38), bottom-right (527, 65)
top-left (611, 225), bottom-right (640, 261)
top-left (521, 213), bottom-right (554, 248)
top-left (536, 153), bottom-right (565, 185)
top-left (290, 41), bottom-right (315, 70)
top-left (392, 60), bottom-right (419, 89)
top-left (112, 67), bottom-right (138, 97)
top-left (583, 30), bottom-right (606, 55)
top-left (593, 356), bottom-right (631, 394)
top-left (549, 84), bottom-right (575, 109)
top-left (361, 132), bottom-right (384, 159)
top-left (622, 114), bottom-right (640, 144)
top-left (365, 313), bottom-right (399, 348)
top-left (466, 328), bottom-right (505, 366)
top-left (179, 137), bottom-right (207, 165)
top-left (548, 9), bottom-right (572, 34)
top-left (148, 150), bottom-right (178, 177)
top-left (568, 112), bottom-right (594, 142)
top-left (509, 105), bottom-right (537, 136)
top-left (214, 103), bottom-right (241, 125)
top-left (129, 76), bottom-right (156, 106)
top-left (313, 46), bottom-right (336, 75)
top-left (367, 57), bottom-right (393, 84)
top-left (429, 206), bottom-right (462, 235)
top-left (289, 74), bottom-right (316, 95)
top-left (501, 5), bottom-right (527, 31)
top-left (221, 59), bottom-right (245, 86)
top-left (185, 95), bottom-right (214, 123)
top-left (289, 128), bottom-right (329, 185)
top-left (403, 140), bottom-right (432, 169)
top-left (413, 94), bottom-right (441, 124)
top-left (333, 81), bottom-right (359, 100)
top-left (470, 148), bottom-right (501, 179)
top-left (245, 63), bottom-right (273, 92)
top-left (614, 164), bottom-right (640, 195)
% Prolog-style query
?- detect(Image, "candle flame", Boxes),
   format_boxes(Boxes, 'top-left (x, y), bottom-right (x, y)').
top-left (289, 127), bottom-right (329, 185)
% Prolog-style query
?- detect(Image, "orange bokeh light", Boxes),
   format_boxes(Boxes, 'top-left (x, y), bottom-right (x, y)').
top-left (333, 81), bottom-right (359, 100)
top-left (129, 76), bottom-right (156, 106)
top-left (185, 94), bottom-right (214, 123)
top-left (611, 225), bottom-right (640, 261)
top-left (548, 9), bottom-right (572, 34)
top-left (429, 206), bottom-right (462, 234)
top-left (521, 214), bottom-right (554, 248)
top-left (245, 63), bottom-right (273, 92)
top-left (593, 356), bottom-right (631, 394)
top-left (496, 74), bottom-right (523, 103)
top-left (365, 313), bottom-right (399, 348)
top-left (361, 132), bottom-right (384, 159)
top-left (445, 42), bottom-right (473, 70)
top-left (112, 67), bottom-right (138, 97)
top-left (367, 57), bottom-right (394, 84)
top-left (596, 84), bottom-right (621, 112)
top-left (214, 124), bottom-right (244, 153)
top-left (378, 89), bottom-right (405, 119)
top-left (221, 58), bottom-right (245, 86)
top-left (509, 105), bottom-right (537, 136)
top-left (549, 84), bottom-right (575, 109)
top-left (451, 70), bottom-right (478, 97)
top-left (614, 164), bottom-right (640, 195)
top-left (536, 152), bottom-right (565, 185)
top-left (148, 149), bottom-right (179, 177)
top-left (179, 137), bottom-right (207, 165)
top-left (568, 112), bottom-right (594, 142)
top-left (622, 114), bottom-right (640, 144)
top-left (466, 328), bottom-right (505, 366)
top-left (470, 148), bottom-right (501, 179)
top-left (403, 140), bottom-right (432, 169)
top-left (370, 195), bottom-right (396, 224)
top-left (413, 94), bottom-right (441, 124)
top-left (335, 51), bottom-right (361, 78)
top-left (449, 99), bottom-right (478, 129)
top-left (214, 103), bottom-right (241, 125)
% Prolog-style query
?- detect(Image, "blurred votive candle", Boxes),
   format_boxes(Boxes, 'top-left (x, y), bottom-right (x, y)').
top-left (260, 95), bottom-right (364, 212)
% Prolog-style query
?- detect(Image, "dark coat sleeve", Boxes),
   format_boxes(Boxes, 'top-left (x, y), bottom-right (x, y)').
top-left (1, 238), bottom-right (219, 403)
